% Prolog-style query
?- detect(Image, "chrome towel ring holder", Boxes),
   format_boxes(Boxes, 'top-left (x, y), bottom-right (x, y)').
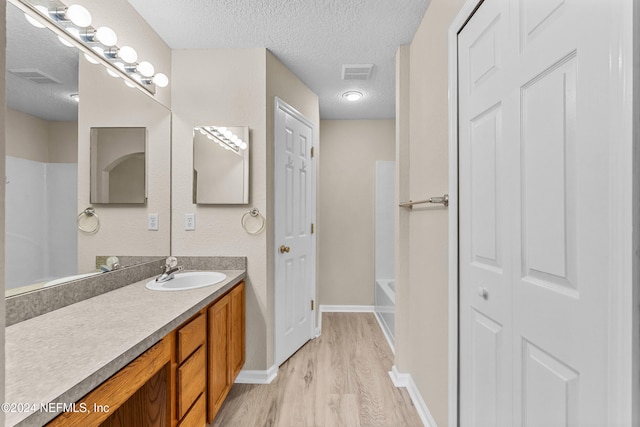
top-left (241, 208), bottom-right (265, 235)
top-left (77, 207), bottom-right (100, 234)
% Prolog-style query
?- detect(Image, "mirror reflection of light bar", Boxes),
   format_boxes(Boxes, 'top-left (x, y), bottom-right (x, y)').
top-left (195, 126), bottom-right (247, 153)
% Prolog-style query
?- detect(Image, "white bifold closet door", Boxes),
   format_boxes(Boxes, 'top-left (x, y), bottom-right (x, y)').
top-left (458, 0), bottom-right (614, 425)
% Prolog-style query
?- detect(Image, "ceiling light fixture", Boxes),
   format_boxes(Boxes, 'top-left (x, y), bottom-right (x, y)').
top-left (16, 0), bottom-right (169, 94)
top-left (342, 91), bottom-right (363, 101)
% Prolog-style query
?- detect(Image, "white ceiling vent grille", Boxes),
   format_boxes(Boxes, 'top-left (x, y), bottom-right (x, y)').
top-left (8, 68), bottom-right (63, 84)
top-left (342, 64), bottom-right (374, 80)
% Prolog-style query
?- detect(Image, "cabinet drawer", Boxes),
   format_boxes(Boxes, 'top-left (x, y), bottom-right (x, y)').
top-left (178, 393), bottom-right (205, 427)
top-left (178, 346), bottom-right (206, 419)
top-left (177, 313), bottom-right (206, 364)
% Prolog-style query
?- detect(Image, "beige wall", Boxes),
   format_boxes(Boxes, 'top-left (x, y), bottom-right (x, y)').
top-left (48, 121), bottom-right (78, 163)
top-left (395, 45), bottom-right (411, 375)
top-left (318, 120), bottom-right (395, 306)
top-left (6, 109), bottom-right (49, 162)
top-left (72, 0), bottom-right (171, 109)
top-left (6, 109), bottom-right (77, 163)
top-left (395, 0), bottom-right (466, 425)
top-left (171, 48), bottom-right (268, 370)
top-left (78, 59), bottom-right (171, 271)
top-left (75, 0), bottom-right (172, 272)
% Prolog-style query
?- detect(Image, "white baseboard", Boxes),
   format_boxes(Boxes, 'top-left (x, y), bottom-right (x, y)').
top-left (373, 311), bottom-right (395, 354)
top-left (389, 366), bottom-right (437, 427)
top-left (318, 305), bottom-right (375, 335)
top-left (319, 304), bottom-right (375, 313)
top-left (234, 365), bottom-right (278, 384)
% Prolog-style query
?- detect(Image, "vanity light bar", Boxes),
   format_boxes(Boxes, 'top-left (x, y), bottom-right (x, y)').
top-left (13, 0), bottom-right (169, 94)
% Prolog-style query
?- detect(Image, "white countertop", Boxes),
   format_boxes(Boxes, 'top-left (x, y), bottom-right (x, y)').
top-left (4, 270), bottom-right (245, 427)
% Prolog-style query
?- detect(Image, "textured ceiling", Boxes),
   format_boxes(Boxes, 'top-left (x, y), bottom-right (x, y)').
top-left (127, 0), bottom-right (429, 119)
top-left (6, 2), bottom-right (79, 122)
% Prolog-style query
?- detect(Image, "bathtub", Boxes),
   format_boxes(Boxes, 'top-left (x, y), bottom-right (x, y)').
top-left (374, 279), bottom-right (395, 348)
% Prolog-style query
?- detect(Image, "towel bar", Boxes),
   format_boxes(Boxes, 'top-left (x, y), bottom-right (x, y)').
top-left (399, 194), bottom-right (448, 209)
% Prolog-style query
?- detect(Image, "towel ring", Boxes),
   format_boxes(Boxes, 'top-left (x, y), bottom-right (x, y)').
top-left (77, 207), bottom-right (100, 234)
top-left (241, 208), bottom-right (265, 235)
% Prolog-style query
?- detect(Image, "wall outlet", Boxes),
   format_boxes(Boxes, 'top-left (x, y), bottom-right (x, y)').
top-left (185, 213), bottom-right (196, 231)
top-left (148, 213), bottom-right (159, 231)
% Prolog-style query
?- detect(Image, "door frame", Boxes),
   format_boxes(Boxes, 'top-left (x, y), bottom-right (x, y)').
top-left (273, 96), bottom-right (317, 367)
top-left (446, 1), bottom-right (639, 426)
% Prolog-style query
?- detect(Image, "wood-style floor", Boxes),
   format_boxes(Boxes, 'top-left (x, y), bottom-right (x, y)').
top-left (210, 312), bottom-right (423, 427)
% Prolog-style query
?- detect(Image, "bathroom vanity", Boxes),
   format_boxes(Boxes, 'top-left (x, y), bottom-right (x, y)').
top-left (5, 268), bottom-right (246, 427)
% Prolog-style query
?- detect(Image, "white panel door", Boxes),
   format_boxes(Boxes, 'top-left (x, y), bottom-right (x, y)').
top-left (274, 98), bottom-right (315, 367)
top-left (458, 0), bottom-right (613, 425)
top-left (458, 1), bottom-right (513, 425)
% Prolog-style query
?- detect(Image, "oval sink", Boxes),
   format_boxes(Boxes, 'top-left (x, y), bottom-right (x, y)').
top-left (145, 271), bottom-right (227, 292)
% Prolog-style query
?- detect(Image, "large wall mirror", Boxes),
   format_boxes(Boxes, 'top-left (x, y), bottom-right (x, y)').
top-left (193, 126), bottom-right (249, 204)
top-left (5, 1), bottom-right (171, 297)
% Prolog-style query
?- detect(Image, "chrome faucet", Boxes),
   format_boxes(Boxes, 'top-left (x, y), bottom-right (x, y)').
top-left (156, 256), bottom-right (183, 283)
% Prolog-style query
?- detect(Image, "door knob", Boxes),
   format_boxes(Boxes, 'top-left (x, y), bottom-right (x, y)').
top-left (279, 245), bottom-right (290, 253)
top-left (478, 287), bottom-right (489, 300)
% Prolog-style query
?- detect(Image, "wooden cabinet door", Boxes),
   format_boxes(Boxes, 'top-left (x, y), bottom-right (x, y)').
top-left (207, 294), bottom-right (230, 423)
top-left (229, 282), bottom-right (245, 381)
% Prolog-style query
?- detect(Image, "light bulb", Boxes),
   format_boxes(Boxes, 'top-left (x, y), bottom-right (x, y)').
top-left (25, 6), bottom-right (48, 28)
top-left (230, 134), bottom-right (239, 142)
top-left (118, 46), bottom-right (137, 64)
top-left (95, 27), bottom-right (117, 47)
top-left (152, 73), bottom-right (168, 88)
top-left (239, 141), bottom-right (247, 150)
top-left (224, 130), bottom-right (233, 138)
top-left (70, 94), bottom-right (79, 102)
top-left (107, 68), bottom-right (120, 78)
top-left (137, 61), bottom-right (155, 77)
top-left (217, 127), bottom-right (227, 133)
top-left (199, 129), bottom-right (206, 135)
top-left (124, 79), bottom-right (136, 88)
top-left (66, 5), bottom-right (92, 28)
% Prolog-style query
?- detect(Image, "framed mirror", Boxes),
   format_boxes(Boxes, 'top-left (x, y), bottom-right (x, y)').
top-left (193, 126), bottom-right (250, 204)
top-left (5, 1), bottom-right (171, 296)
top-left (90, 127), bottom-right (147, 204)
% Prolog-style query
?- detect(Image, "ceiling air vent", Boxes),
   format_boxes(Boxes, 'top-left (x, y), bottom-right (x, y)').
top-left (8, 68), bottom-right (62, 84)
top-left (342, 64), bottom-right (374, 80)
